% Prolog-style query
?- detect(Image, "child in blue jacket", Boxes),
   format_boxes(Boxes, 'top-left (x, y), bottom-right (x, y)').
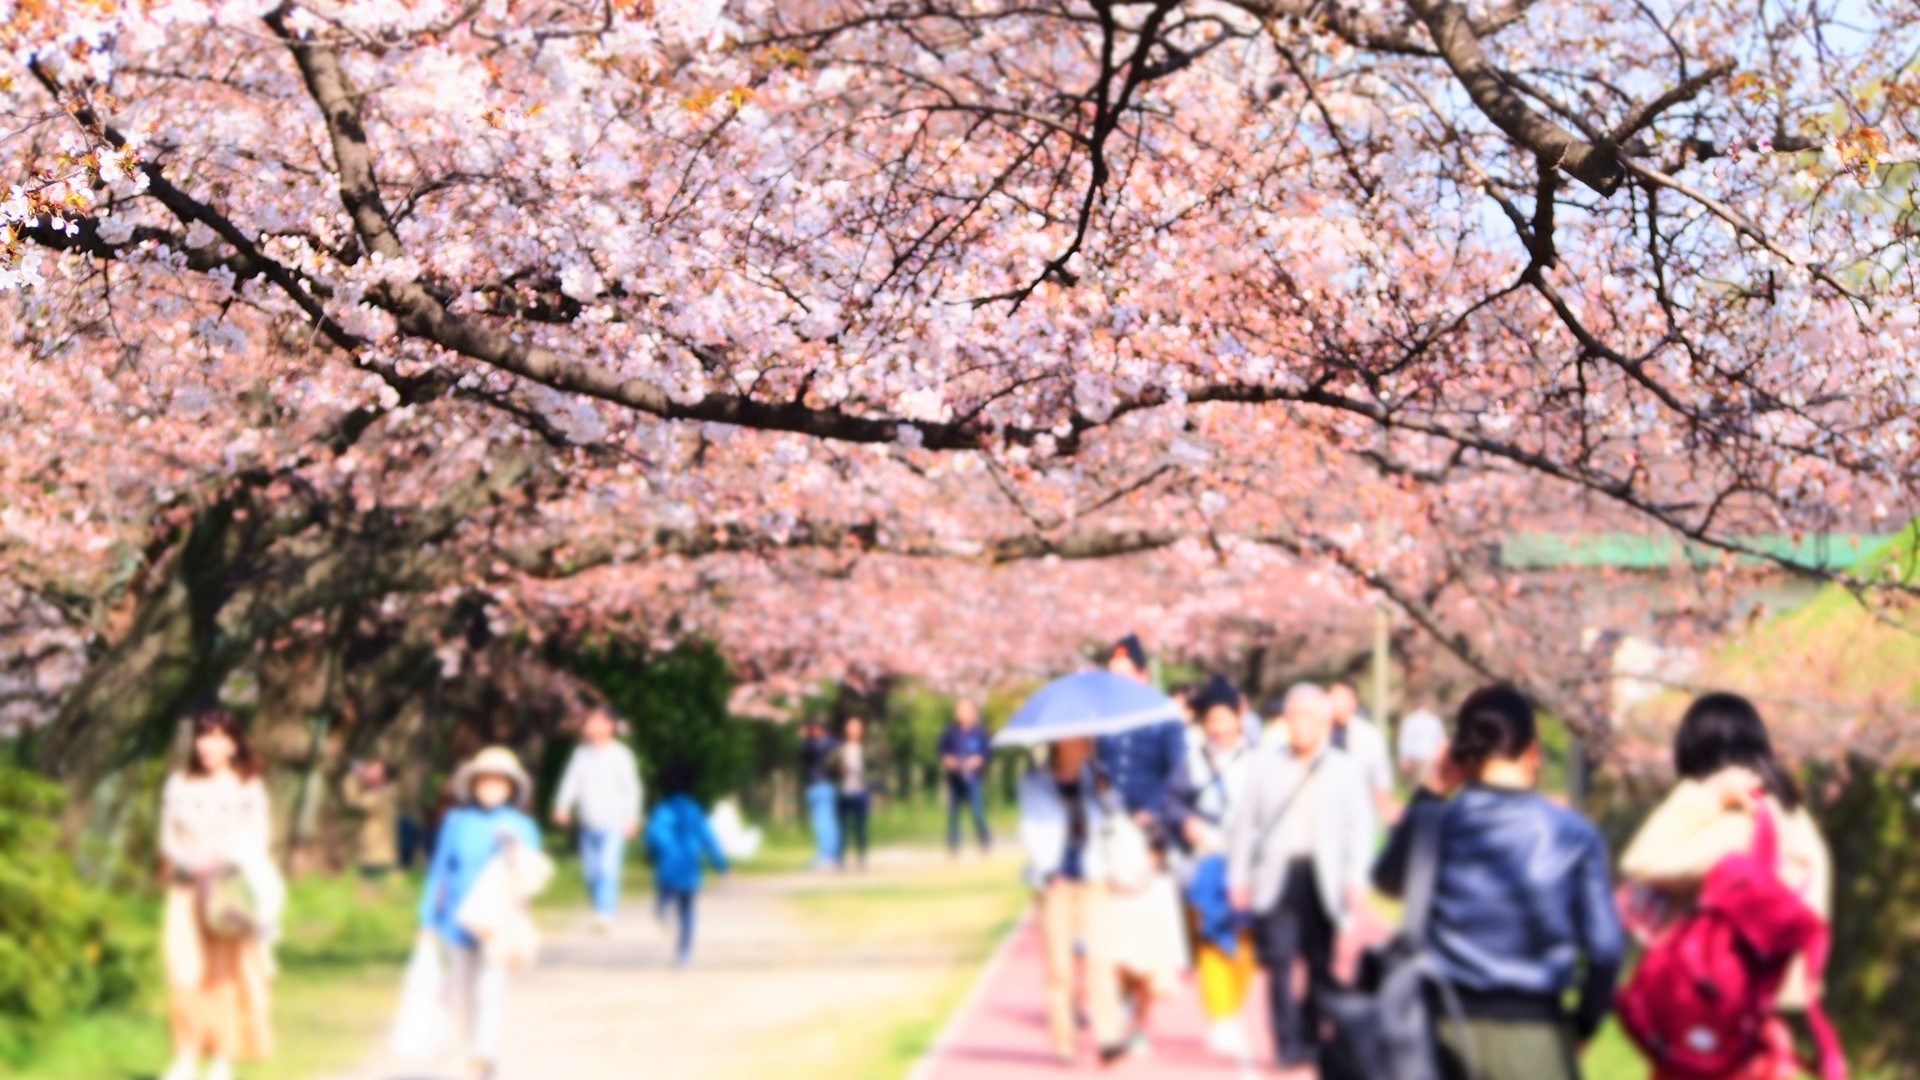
top-left (418, 746), bottom-right (542, 1080)
top-left (644, 767), bottom-right (730, 965)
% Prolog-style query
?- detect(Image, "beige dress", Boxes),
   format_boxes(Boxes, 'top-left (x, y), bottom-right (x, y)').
top-left (1620, 772), bottom-right (1833, 1009)
top-left (159, 772), bottom-right (276, 1061)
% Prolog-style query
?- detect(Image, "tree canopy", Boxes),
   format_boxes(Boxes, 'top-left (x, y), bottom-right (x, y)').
top-left (3, 0), bottom-right (1917, 766)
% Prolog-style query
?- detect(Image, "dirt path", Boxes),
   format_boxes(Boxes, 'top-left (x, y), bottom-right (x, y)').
top-left (334, 848), bottom-right (1024, 1080)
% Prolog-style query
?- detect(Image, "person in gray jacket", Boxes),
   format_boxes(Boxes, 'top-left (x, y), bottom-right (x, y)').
top-left (1226, 683), bottom-right (1379, 1074)
top-left (553, 707), bottom-right (644, 932)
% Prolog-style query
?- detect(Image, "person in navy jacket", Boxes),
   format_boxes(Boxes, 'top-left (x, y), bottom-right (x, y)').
top-left (1374, 685), bottom-right (1625, 1080)
top-left (1096, 634), bottom-right (1186, 835)
top-left (938, 699), bottom-right (994, 855)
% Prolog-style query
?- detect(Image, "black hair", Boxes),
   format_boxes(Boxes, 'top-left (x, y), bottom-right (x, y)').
top-left (1110, 634), bottom-right (1148, 671)
top-left (1448, 684), bottom-right (1538, 773)
top-left (658, 761), bottom-right (700, 800)
top-left (1191, 674), bottom-right (1244, 717)
top-left (1674, 692), bottom-right (1801, 811)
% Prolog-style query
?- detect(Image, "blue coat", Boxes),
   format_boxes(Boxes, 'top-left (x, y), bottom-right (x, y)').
top-left (1375, 787), bottom-right (1626, 1040)
top-left (937, 723), bottom-right (992, 781)
top-left (420, 804), bottom-right (542, 947)
top-left (1097, 719), bottom-right (1187, 819)
top-left (645, 795), bottom-right (729, 893)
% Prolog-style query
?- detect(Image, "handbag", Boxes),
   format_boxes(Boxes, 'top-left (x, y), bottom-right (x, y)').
top-left (455, 837), bottom-right (556, 969)
top-left (198, 866), bottom-right (258, 939)
top-left (1098, 805), bottom-right (1155, 892)
top-left (1318, 805), bottom-right (1476, 1080)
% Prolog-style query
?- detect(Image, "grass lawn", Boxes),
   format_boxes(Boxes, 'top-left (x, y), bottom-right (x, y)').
top-left (749, 794), bottom-right (1019, 874)
top-left (1587, 1022), bottom-right (1649, 1079)
top-left (0, 872), bottom-right (419, 1080)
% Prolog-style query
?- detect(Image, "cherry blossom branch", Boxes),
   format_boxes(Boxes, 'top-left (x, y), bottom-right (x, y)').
top-left (25, 60), bottom-right (363, 353)
top-left (1621, 158), bottom-right (1872, 306)
top-left (1399, 0), bottom-right (1622, 194)
top-left (264, 10), bottom-right (1029, 451)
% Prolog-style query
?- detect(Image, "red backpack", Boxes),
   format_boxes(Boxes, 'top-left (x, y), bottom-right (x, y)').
top-left (1617, 805), bottom-right (1847, 1080)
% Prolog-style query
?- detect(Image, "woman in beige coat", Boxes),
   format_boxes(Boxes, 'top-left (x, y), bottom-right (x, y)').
top-left (159, 709), bottom-right (278, 1080)
top-left (1621, 692), bottom-right (1833, 1079)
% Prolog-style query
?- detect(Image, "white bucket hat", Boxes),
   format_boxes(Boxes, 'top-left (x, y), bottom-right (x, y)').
top-left (452, 746), bottom-right (532, 807)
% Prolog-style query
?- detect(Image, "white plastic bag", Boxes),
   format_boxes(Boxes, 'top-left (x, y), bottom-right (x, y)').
top-left (390, 935), bottom-right (448, 1061)
top-left (455, 842), bottom-right (554, 970)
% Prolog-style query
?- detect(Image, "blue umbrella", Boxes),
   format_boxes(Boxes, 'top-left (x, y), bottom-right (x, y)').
top-left (992, 671), bottom-right (1183, 748)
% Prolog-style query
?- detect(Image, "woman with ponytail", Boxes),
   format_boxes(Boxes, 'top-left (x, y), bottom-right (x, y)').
top-left (1373, 685), bottom-right (1626, 1080)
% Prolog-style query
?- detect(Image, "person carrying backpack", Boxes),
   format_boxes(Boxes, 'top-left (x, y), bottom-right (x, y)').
top-left (1618, 692), bottom-right (1844, 1080)
top-left (1373, 685), bottom-right (1625, 1080)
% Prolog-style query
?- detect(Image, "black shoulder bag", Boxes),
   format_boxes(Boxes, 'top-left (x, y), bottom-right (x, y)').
top-left (1317, 806), bottom-right (1478, 1080)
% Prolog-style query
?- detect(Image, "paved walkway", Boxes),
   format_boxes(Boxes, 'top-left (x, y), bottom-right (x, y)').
top-left (912, 917), bottom-right (1273, 1079)
top-left (334, 849), bottom-right (1019, 1080)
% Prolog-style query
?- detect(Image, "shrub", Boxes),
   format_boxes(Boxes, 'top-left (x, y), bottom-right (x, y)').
top-left (1813, 758), bottom-right (1920, 1079)
top-left (0, 766), bottom-right (145, 1063)
top-left (570, 640), bottom-right (758, 808)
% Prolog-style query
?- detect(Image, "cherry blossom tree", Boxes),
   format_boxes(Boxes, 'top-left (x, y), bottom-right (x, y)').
top-left (3, 0), bottom-right (1917, 779)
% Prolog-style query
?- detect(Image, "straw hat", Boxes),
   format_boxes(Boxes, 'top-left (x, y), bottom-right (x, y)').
top-left (452, 746), bottom-right (532, 807)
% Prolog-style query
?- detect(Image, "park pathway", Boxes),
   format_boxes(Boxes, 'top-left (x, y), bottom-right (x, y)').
top-left (910, 917), bottom-right (1272, 1080)
top-left (332, 848), bottom-right (1022, 1080)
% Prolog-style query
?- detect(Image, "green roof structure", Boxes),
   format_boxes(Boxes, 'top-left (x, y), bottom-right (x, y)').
top-left (1498, 532), bottom-right (1906, 572)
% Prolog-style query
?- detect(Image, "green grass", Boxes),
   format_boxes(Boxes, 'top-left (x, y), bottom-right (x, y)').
top-left (1622, 520), bottom-right (1920, 751)
top-left (1586, 1021), bottom-right (1647, 1079)
top-left (750, 795), bottom-right (1019, 874)
top-left (0, 872), bottom-right (420, 1080)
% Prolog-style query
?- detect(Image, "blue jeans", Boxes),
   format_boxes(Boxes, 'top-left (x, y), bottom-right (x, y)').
top-left (657, 887), bottom-right (697, 964)
top-left (947, 774), bottom-right (991, 853)
top-left (579, 827), bottom-right (627, 916)
top-left (805, 781), bottom-right (840, 867)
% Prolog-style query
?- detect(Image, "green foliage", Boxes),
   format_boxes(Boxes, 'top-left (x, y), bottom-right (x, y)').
top-left (0, 766), bottom-right (145, 1063)
top-left (882, 682), bottom-right (956, 793)
top-left (274, 873), bottom-right (418, 971)
top-left (572, 640), bottom-right (759, 807)
top-left (1812, 759), bottom-right (1920, 1079)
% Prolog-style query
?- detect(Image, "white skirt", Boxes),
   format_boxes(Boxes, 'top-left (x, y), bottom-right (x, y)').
top-left (1104, 871), bottom-right (1190, 991)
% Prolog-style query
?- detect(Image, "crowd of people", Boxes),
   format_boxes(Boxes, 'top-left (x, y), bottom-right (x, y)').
top-left (1014, 634), bottom-right (1843, 1080)
top-left (143, 637), bottom-right (1842, 1080)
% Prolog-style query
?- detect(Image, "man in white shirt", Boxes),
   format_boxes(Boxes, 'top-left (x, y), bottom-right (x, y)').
top-left (554, 707), bottom-right (645, 931)
top-left (1328, 683), bottom-right (1395, 826)
top-left (1396, 707), bottom-right (1448, 787)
